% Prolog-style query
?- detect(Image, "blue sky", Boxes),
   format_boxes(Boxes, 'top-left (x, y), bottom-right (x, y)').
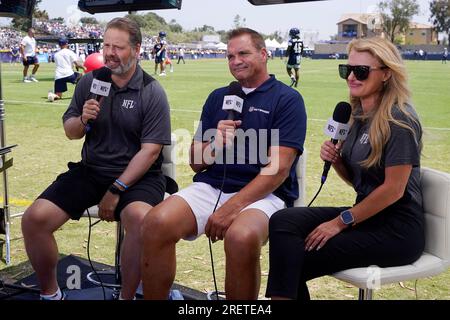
top-left (6, 0), bottom-right (434, 40)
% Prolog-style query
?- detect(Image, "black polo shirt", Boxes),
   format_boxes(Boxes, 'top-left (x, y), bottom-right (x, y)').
top-left (63, 65), bottom-right (171, 176)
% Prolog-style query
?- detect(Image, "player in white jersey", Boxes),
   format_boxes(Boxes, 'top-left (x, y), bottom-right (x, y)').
top-left (48, 38), bottom-right (85, 102)
top-left (20, 28), bottom-right (39, 83)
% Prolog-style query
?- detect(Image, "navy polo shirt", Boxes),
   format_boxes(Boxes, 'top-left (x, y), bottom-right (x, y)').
top-left (193, 75), bottom-right (307, 207)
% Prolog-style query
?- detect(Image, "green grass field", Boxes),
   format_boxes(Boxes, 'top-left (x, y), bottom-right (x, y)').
top-left (1, 58), bottom-right (449, 299)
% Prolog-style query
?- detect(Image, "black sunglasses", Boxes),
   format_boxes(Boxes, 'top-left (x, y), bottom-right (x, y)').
top-left (338, 64), bottom-right (388, 81)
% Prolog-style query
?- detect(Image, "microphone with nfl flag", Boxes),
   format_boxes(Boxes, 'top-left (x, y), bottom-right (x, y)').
top-left (321, 101), bottom-right (351, 183)
top-left (222, 81), bottom-right (245, 120)
top-left (90, 66), bottom-right (112, 101)
top-left (86, 66), bottom-right (112, 131)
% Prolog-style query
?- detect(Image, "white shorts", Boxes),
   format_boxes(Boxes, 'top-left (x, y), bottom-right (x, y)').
top-left (286, 63), bottom-right (300, 69)
top-left (174, 182), bottom-right (286, 240)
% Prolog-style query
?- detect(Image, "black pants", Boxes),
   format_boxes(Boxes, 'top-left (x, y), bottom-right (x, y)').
top-left (265, 206), bottom-right (424, 299)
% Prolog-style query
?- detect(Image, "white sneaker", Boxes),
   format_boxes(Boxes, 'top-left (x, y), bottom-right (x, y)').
top-left (48, 91), bottom-right (59, 102)
top-left (40, 291), bottom-right (67, 300)
top-left (30, 76), bottom-right (39, 82)
top-left (159, 72), bottom-right (166, 76)
top-left (23, 77), bottom-right (32, 83)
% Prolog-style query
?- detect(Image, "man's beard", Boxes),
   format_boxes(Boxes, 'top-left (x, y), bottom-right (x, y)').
top-left (109, 54), bottom-right (136, 75)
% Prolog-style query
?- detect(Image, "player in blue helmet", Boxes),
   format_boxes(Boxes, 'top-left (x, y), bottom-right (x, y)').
top-left (153, 31), bottom-right (168, 76)
top-left (289, 27), bottom-right (300, 38)
top-left (286, 27), bottom-right (304, 87)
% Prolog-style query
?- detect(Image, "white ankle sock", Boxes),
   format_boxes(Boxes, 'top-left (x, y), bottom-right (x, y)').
top-left (119, 292), bottom-right (136, 300)
top-left (40, 287), bottom-right (62, 300)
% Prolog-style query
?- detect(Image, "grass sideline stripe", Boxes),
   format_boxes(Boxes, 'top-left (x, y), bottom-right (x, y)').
top-left (6, 99), bottom-right (450, 131)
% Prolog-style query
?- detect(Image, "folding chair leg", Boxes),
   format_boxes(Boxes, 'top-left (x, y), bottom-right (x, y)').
top-left (358, 288), bottom-right (373, 300)
top-left (1, 197), bottom-right (12, 265)
top-left (114, 222), bottom-right (124, 286)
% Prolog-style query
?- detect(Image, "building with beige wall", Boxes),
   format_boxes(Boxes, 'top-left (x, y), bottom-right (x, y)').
top-left (335, 13), bottom-right (437, 45)
top-left (404, 22), bottom-right (438, 45)
top-left (336, 13), bottom-right (381, 41)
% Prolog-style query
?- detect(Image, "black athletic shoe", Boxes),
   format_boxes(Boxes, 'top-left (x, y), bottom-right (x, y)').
top-left (289, 77), bottom-right (296, 87)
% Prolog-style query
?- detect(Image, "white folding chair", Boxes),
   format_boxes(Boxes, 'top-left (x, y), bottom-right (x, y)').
top-left (293, 149), bottom-right (307, 207)
top-left (332, 167), bottom-right (450, 299)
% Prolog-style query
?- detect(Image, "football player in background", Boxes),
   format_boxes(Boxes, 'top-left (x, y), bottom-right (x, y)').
top-left (285, 27), bottom-right (304, 88)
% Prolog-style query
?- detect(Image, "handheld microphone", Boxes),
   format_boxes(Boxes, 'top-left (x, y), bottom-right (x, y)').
top-left (222, 81), bottom-right (245, 120)
top-left (86, 66), bottom-right (112, 131)
top-left (321, 101), bottom-right (352, 183)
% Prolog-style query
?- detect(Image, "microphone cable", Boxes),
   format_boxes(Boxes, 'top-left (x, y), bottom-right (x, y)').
top-left (82, 117), bottom-right (107, 300)
top-left (208, 143), bottom-right (228, 301)
top-left (306, 102), bottom-right (351, 207)
top-left (85, 207), bottom-right (107, 300)
top-left (307, 180), bottom-right (324, 207)
top-left (208, 83), bottom-right (244, 300)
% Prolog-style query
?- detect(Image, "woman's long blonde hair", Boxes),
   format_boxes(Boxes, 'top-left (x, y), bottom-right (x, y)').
top-left (347, 37), bottom-right (418, 168)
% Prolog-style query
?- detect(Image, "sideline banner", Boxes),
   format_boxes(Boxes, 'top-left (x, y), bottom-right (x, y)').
top-left (0, 51), bottom-right (50, 63)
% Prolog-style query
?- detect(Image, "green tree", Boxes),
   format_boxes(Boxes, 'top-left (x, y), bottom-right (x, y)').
top-left (429, 0), bottom-right (450, 45)
top-left (267, 30), bottom-right (284, 43)
top-left (194, 25), bottom-right (215, 33)
top-left (11, 0), bottom-right (47, 31)
top-left (125, 13), bottom-right (148, 29)
top-left (217, 30), bottom-right (228, 43)
top-left (143, 12), bottom-right (167, 32)
top-left (51, 17), bottom-right (65, 24)
top-left (169, 19), bottom-right (183, 33)
top-left (80, 17), bottom-right (99, 25)
top-left (233, 14), bottom-right (246, 28)
top-left (378, 0), bottom-right (420, 43)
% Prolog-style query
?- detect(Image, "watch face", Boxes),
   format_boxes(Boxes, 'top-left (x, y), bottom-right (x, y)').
top-left (341, 210), bottom-right (354, 225)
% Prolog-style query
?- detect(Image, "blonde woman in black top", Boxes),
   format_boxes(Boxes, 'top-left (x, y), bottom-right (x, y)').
top-left (266, 37), bottom-right (424, 300)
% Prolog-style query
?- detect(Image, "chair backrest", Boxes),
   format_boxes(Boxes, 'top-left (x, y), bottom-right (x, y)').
top-left (293, 149), bottom-right (307, 207)
top-left (421, 167), bottom-right (450, 264)
top-left (161, 133), bottom-right (177, 181)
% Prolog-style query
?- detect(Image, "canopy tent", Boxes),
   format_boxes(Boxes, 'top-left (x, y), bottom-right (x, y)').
top-left (264, 38), bottom-right (282, 50)
top-left (279, 40), bottom-right (288, 49)
top-left (215, 42), bottom-right (227, 50)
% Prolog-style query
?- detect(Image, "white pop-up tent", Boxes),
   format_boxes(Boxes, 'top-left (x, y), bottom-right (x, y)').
top-left (215, 42), bottom-right (227, 50)
top-left (264, 38), bottom-right (282, 51)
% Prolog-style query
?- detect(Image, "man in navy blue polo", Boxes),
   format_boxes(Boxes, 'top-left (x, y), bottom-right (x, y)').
top-left (153, 31), bottom-right (167, 76)
top-left (142, 28), bottom-right (307, 300)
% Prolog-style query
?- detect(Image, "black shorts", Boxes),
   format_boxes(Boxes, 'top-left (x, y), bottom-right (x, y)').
top-left (23, 56), bottom-right (38, 66)
top-left (155, 54), bottom-right (165, 64)
top-left (54, 73), bottom-right (80, 93)
top-left (38, 162), bottom-right (166, 221)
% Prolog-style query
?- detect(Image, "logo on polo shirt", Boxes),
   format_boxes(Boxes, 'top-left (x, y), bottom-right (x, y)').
top-left (248, 106), bottom-right (270, 114)
top-left (360, 133), bottom-right (369, 144)
top-left (122, 99), bottom-right (135, 109)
